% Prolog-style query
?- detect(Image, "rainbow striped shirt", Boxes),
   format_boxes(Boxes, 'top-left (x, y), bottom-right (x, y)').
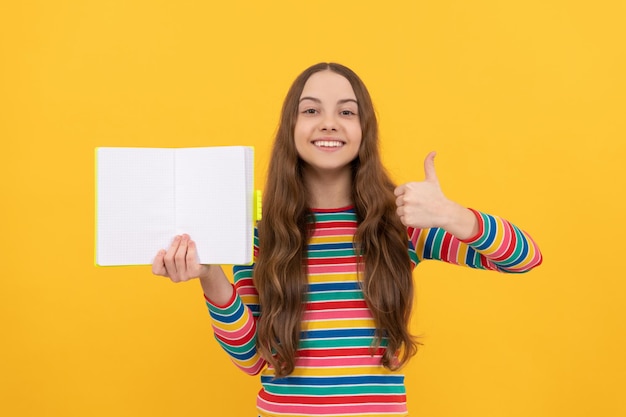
top-left (206, 207), bottom-right (542, 417)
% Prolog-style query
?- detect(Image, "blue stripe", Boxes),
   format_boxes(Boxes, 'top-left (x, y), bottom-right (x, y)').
top-left (463, 247), bottom-right (480, 268)
top-left (233, 264), bottom-right (254, 274)
top-left (308, 282), bottom-right (360, 292)
top-left (474, 214), bottom-right (497, 250)
top-left (423, 228), bottom-right (438, 259)
top-left (308, 242), bottom-right (354, 250)
top-left (261, 375), bottom-right (404, 386)
top-left (208, 300), bottom-right (245, 324)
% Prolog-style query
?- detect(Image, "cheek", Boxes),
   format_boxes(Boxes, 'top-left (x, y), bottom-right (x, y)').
top-left (293, 128), bottom-right (305, 151)
top-left (293, 123), bottom-right (307, 156)
top-left (352, 127), bottom-right (363, 155)
top-left (294, 118), bottom-right (317, 146)
top-left (352, 124), bottom-right (363, 143)
top-left (293, 118), bottom-right (307, 139)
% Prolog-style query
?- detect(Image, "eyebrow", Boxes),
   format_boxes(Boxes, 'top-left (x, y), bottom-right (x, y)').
top-left (299, 96), bottom-right (358, 105)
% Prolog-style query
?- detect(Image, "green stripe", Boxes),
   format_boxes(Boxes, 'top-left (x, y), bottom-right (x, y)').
top-left (430, 228), bottom-right (446, 260)
top-left (298, 338), bottom-right (388, 349)
top-left (409, 247), bottom-right (419, 265)
top-left (215, 336), bottom-right (256, 354)
top-left (472, 212), bottom-right (491, 247)
top-left (207, 296), bottom-right (242, 315)
top-left (233, 265), bottom-right (253, 281)
top-left (311, 212), bottom-right (358, 222)
top-left (306, 291), bottom-right (364, 302)
top-left (307, 249), bottom-right (355, 258)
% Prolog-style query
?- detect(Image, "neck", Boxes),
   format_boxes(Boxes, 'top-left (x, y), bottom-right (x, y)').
top-left (303, 166), bottom-right (353, 209)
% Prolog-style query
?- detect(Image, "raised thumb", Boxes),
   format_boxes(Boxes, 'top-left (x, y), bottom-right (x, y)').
top-left (423, 151), bottom-right (438, 182)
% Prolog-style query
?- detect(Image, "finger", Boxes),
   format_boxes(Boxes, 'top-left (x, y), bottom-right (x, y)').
top-left (152, 249), bottom-right (167, 276)
top-left (393, 184), bottom-right (405, 197)
top-left (163, 235), bottom-right (182, 277)
top-left (423, 151), bottom-right (438, 182)
top-left (186, 239), bottom-right (200, 273)
top-left (174, 234), bottom-right (190, 277)
top-left (395, 195), bottom-right (405, 207)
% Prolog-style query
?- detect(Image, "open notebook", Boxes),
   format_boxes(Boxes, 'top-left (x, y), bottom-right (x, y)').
top-left (95, 146), bottom-right (257, 266)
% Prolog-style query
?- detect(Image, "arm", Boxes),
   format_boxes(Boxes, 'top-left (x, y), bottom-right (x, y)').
top-left (208, 232), bottom-right (266, 375)
top-left (205, 262), bottom-right (266, 375)
top-left (408, 209), bottom-right (542, 273)
top-left (152, 233), bottom-right (266, 375)
top-left (396, 152), bottom-right (542, 273)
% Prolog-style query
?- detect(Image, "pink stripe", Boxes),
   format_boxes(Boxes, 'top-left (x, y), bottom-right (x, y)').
top-left (295, 356), bottom-right (382, 367)
top-left (308, 264), bottom-right (358, 274)
top-left (236, 287), bottom-right (258, 297)
top-left (258, 397), bottom-right (406, 415)
top-left (408, 227), bottom-right (423, 248)
top-left (448, 237), bottom-right (462, 265)
top-left (303, 308), bottom-right (372, 321)
top-left (312, 227), bottom-right (357, 237)
top-left (235, 358), bottom-right (265, 376)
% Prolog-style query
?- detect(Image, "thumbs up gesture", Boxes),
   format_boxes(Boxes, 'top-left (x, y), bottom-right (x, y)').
top-left (394, 151), bottom-right (447, 229)
top-left (394, 152), bottom-right (478, 239)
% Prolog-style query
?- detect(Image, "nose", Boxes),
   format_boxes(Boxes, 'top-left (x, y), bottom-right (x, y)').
top-left (320, 113), bottom-right (338, 132)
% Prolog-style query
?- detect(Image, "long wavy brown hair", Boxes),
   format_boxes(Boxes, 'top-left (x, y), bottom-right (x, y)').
top-left (255, 62), bottom-right (418, 377)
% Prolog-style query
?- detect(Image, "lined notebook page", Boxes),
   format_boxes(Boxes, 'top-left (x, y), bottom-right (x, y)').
top-left (96, 148), bottom-right (176, 266)
top-left (175, 147), bottom-right (253, 265)
top-left (95, 146), bottom-right (253, 266)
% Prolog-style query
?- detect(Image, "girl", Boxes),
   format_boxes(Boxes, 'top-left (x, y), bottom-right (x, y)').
top-left (152, 62), bottom-right (542, 417)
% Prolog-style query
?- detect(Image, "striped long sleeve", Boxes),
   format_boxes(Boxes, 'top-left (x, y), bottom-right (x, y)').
top-left (408, 208), bottom-right (542, 272)
top-left (206, 206), bottom-right (542, 417)
top-left (205, 284), bottom-right (265, 375)
top-left (205, 231), bottom-right (265, 376)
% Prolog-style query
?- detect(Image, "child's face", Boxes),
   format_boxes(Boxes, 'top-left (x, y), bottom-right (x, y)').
top-left (294, 70), bottom-right (362, 175)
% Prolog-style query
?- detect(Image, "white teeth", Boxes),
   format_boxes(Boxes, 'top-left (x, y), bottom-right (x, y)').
top-left (314, 140), bottom-right (343, 148)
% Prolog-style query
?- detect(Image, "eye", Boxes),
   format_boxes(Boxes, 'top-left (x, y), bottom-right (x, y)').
top-left (340, 110), bottom-right (357, 116)
top-left (301, 108), bottom-right (318, 114)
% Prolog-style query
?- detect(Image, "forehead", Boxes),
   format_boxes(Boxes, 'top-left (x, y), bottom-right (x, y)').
top-left (300, 70), bottom-right (356, 100)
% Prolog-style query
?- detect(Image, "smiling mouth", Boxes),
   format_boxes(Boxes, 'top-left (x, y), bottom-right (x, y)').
top-left (312, 140), bottom-right (345, 148)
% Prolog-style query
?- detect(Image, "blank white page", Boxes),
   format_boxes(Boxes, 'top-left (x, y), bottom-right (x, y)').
top-left (175, 147), bottom-right (253, 265)
top-left (96, 148), bottom-right (176, 266)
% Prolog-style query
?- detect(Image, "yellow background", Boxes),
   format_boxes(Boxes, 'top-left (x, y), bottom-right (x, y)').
top-left (1, 1), bottom-right (625, 416)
